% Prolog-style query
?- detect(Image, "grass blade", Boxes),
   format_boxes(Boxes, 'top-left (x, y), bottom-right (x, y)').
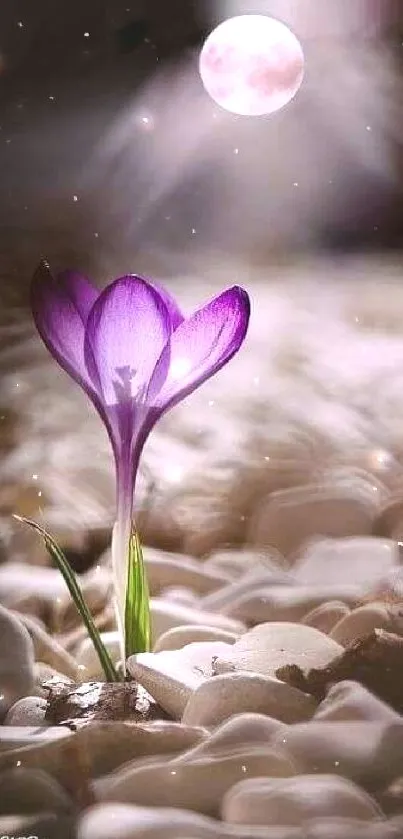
top-left (124, 527), bottom-right (151, 659)
top-left (14, 515), bottom-right (121, 683)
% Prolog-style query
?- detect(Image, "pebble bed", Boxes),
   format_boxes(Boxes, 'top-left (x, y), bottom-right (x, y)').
top-left (1, 257), bottom-right (403, 837)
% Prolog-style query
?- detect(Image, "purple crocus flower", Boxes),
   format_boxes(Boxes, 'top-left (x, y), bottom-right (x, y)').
top-left (31, 261), bottom-right (250, 660)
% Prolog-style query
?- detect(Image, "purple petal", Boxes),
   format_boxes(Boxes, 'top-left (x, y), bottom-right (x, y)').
top-left (147, 279), bottom-right (184, 331)
top-left (31, 261), bottom-right (99, 390)
top-left (84, 275), bottom-right (173, 406)
top-left (146, 285), bottom-right (250, 412)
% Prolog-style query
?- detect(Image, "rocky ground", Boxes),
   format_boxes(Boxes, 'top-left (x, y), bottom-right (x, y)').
top-left (2, 254), bottom-right (403, 837)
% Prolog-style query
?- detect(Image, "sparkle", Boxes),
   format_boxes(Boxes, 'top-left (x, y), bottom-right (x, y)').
top-left (208, 400), bottom-right (215, 407)
top-left (32, 474), bottom-right (38, 480)
top-left (234, 147), bottom-right (239, 155)
top-left (84, 31), bottom-right (90, 38)
top-left (17, 21), bottom-right (24, 28)
top-left (73, 195), bottom-right (78, 202)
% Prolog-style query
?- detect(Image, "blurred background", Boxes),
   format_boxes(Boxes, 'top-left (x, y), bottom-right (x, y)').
top-left (0, 0), bottom-right (402, 281)
top-left (1, 0), bottom-right (403, 564)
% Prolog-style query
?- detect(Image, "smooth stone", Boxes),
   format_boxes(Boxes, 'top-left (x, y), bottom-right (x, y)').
top-left (313, 681), bottom-right (400, 723)
top-left (373, 495), bottom-right (403, 541)
top-left (54, 566), bottom-right (111, 632)
top-left (0, 605), bottom-right (35, 720)
top-left (0, 722), bottom-right (205, 786)
top-left (0, 562), bottom-right (67, 603)
top-left (0, 813), bottom-right (75, 839)
top-left (247, 482), bottom-right (379, 556)
top-left (302, 601), bottom-right (351, 633)
top-left (0, 767), bottom-right (74, 814)
top-left (77, 802), bottom-right (302, 839)
top-left (75, 632), bottom-right (121, 681)
top-left (154, 625), bottom-right (240, 653)
top-left (12, 610), bottom-right (79, 679)
top-left (273, 720), bottom-right (403, 789)
top-left (150, 599), bottom-right (245, 643)
top-left (96, 748), bottom-right (295, 817)
top-left (213, 622), bottom-right (343, 679)
top-left (0, 726), bottom-right (72, 751)
top-left (175, 713), bottom-right (287, 762)
top-left (182, 671), bottom-right (316, 727)
top-left (204, 548), bottom-right (286, 580)
top-left (222, 774), bottom-right (382, 825)
top-left (306, 817), bottom-right (399, 839)
top-left (143, 547), bottom-right (231, 595)
top-left (330, 603), bottom-right (395, 647)
top-left (293, 537), bottom-right (399, 591)
top-left (160, 586), bottom-right (201, 606)
top-left (4, 696), bottom-right (48, 727)
top-left (127, 642), bottom-right (232, 719)
top-left (200, 569), bottom-right (293, 613)
top-left (221, 585), bottom-right (360, 625)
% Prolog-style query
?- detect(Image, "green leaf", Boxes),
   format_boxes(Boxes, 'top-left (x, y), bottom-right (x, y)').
top-left (13, 515), bottom-right (122, 683)
top-left (124, 527), bottom-right (151, 659)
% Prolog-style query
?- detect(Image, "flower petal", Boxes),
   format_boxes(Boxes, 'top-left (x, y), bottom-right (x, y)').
top-left (30, 260), bottom-right (99, 390)
top-left (146, 285), bottom-right (250, 411)
top-left (84, 275), bottom-right (173, 406)
top-left (148, 279), bottom-right (184, 331)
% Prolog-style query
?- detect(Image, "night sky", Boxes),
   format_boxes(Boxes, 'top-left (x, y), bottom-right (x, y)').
top-left (0, 0), bottom-right (402, 264)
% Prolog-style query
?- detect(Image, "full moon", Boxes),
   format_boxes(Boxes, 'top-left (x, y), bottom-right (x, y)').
top-left (199, 15), bottom-right (304, 117)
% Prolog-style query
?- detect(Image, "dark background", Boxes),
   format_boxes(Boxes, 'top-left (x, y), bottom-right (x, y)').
top-left (0, 0), bottom-right (402, 285)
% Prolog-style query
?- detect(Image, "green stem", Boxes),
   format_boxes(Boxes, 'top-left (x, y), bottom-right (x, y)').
top-left (13, 515), bottom-right (122, 683)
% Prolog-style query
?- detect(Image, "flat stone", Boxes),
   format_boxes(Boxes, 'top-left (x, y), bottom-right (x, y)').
top-left (77, 802), bottom-right (302, 839)
top-left (247, 481), bottom-right (379, 556)
top-left (12, 610), bottom-right (79, 679)
top-left (313, 681), bottom-right (400, 723)
top-left (221, 585), bottom-right (360, 625)
top-left (0, 722), bottom-right (205, 786)
top-left (302, 601), bottom-right (351, 634)
top-left (127, 642), bottom-right (233, 719)
top-left (213, 622), bottom-right (344, 679)
top-left (221, 774), bottom-right (382, 825)
top-left (175, 713), bottom-right (286, 762)
top-left (330, 603), bottom-right (395, 647)
top-left (150, 598), bottom-right (245, 643)
top-left (96, 746), bottom-right (295, 818)
top-left (182, 671), bottom-right (316, 727)
top-left (293, 537), bottom-right (399, 592)
top-left (273, 720), bottom-right (403, 789)
top-left (143, 547), bottom-right (231, 595)
top-left (154, 625), bottom-right (240, 653)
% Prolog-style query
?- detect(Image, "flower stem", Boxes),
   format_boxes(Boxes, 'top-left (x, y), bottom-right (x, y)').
top-left (14, 515), bottom-right (121, 683)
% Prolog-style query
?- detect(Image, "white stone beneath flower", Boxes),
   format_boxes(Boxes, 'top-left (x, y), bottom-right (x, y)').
top-left (182, 671), bottom-right (316, 727)
top-left (127, 642), bottom-right (233, 719)
top-left (154, 624), bottom-right (239, 653)
top-left (212, 622), bottom-right (343, 679)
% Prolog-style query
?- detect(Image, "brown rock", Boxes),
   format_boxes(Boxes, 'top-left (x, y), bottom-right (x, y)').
top-left (44, 680), bottom-right (169, 727)
top-left (277, 629), bottom-right (403, 714)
